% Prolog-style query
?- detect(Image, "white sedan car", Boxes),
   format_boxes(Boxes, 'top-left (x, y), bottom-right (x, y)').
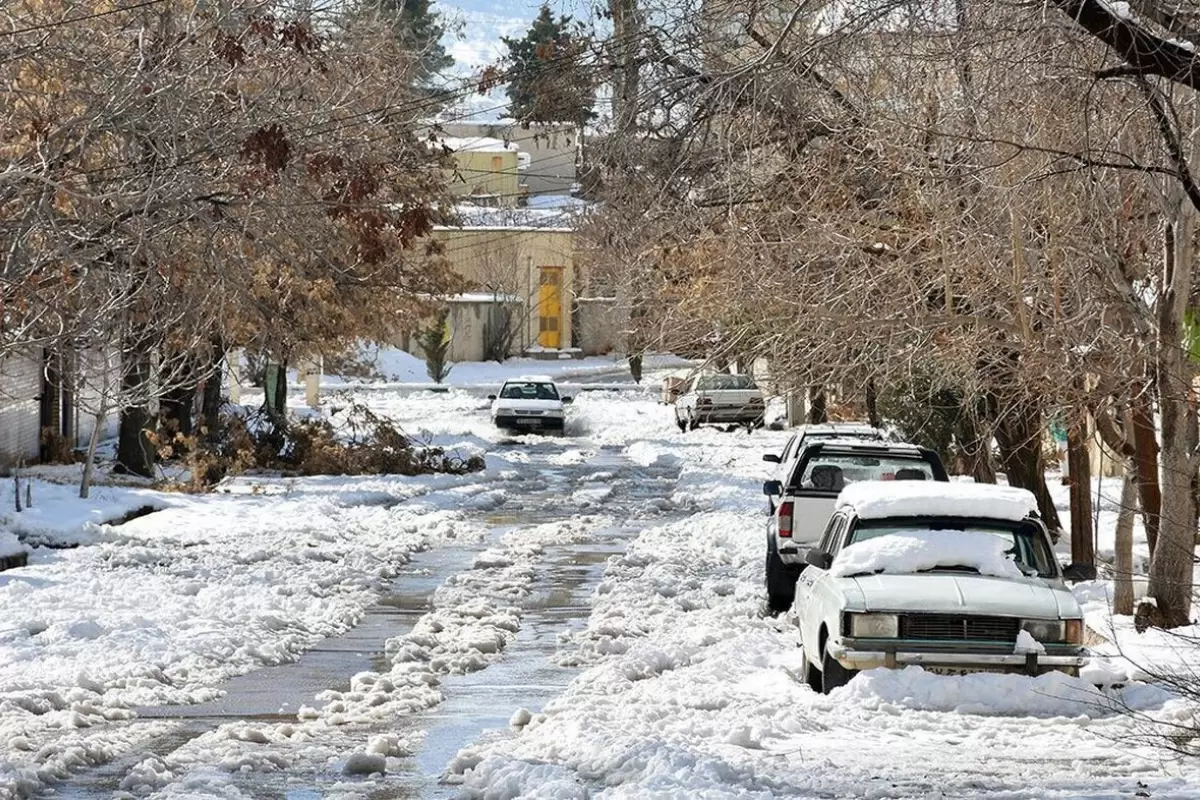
top-left (794, 481), bottom-right (1089, 694)
top-left (488, 376), bottom-right (571, 433)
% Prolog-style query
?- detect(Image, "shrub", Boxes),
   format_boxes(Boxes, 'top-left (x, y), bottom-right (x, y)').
top-left (418, 308), bottom-right (452, 383)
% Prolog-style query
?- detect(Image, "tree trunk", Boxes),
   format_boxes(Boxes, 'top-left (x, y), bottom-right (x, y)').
top-left (808, 386), bottom-right (828, 424)
top-left (957, 400), bottom-right (996, 484)
top-left (79, 409), bottom-right (107, 499)
top-left (201, 340), bottom-right (225, 441)
top-left (40, 348), bottom-right (63, 462)
top-left (1130, 389), bottom-right (1162, 556)
top-left (1148, 212), bottom-right (1198, 629)
top-left (265, 360), bottom-right (289, 417)
top-left (1066, 408), bottom-right (1095, 569)
top-left (115, 340), bottom-right (155, 478)
top-left (865, 379), bottom-right (881, 428)
top-left (994, 397), bottom-right (1062, 533)
top-left (160, 358), bottom-right (196, 441)
top-left (1113, 464), bottom-right (1137, 616)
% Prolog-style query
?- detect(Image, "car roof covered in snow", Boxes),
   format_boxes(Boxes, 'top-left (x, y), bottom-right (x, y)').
top-left (801, 422), bottom-right (881, 433)
top-left (807, 439), bottom-right (919, 453)
top-left (505, 375), bottom-right (556, 384)
top-left (836, 481), bottom-right (1038, 522)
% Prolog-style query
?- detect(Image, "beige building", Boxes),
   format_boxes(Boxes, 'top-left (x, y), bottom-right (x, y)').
top-left (432, 135), bottom-right (522, 202)
top-left (439, 121), bottom-right (578, 198)
top-left (433, 226), bottom-right (575, 353)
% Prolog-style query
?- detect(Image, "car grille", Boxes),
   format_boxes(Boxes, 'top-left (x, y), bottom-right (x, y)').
top-left (515, 410), bottom-right (544, 416)
top-left (899, 614), bottom-right (1019, 642)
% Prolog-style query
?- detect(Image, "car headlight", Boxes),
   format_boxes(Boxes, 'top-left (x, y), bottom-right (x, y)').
top-left (1020, 619), bottom-right (1066, 643)
top-left (494, 406), bottom-right (515, 414)
top-left (544, 408), bottom-right (564, 416)
top-left (847, 613), bottom-right (899, 638)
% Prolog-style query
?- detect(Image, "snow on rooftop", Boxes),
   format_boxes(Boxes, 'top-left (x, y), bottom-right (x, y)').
top-left (836, 481), bottom-right (1038, 521)
top-left (829, 529), bottom-right (1025, 580)
top-left (432, 135), bottom-right (519, 153)
top-left (448, 292), bottom-right (520, 304)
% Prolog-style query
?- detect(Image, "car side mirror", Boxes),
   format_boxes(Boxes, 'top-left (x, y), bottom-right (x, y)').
top-left (762, 480), bottom-right (783, 496)
top-left (762, 454), bottom-right (781, 463)
top-left (487, 394), bottom-right (497, 401)
top-left (805, 549), bottom-right (833, 570)
top-left (1062, 562), bottom-right (1097, 582)
top-left (562, 396), bottom-right (573, 404)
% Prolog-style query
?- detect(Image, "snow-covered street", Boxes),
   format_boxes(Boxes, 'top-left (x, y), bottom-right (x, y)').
top-left (2, 379), bottom-right (1200, 798)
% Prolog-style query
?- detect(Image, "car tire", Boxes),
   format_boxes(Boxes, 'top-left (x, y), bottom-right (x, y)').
top-left (821, 644), bottom-right (859, 694)
top-left (765, 541), bottom-right (795, 613)
top-left (800, 651), bottom-right (823, 693)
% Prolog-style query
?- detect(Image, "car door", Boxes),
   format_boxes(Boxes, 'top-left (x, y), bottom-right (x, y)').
top-left (797, 514), bottom-right (845, 658)
top-left (782, 446), bottom-right (843, 546)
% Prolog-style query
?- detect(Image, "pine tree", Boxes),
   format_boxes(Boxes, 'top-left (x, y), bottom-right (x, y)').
top-left (369, 0), bottom-right (453, 84)
top-left (502, 5), bottom-right (595, 126)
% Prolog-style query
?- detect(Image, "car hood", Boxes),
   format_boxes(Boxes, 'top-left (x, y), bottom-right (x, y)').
top-left (844, 573), bottom-right (1080, 618)
top-left (492, 398), bottom-right (563, 411)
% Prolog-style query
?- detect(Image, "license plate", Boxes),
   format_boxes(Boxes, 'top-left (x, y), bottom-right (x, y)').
top-left (515, 418), bottom-right (540, 426)
top-left (924, 665), bottom-right (1009, 676)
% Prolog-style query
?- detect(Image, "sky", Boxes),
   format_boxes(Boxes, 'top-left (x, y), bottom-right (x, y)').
top-left (434, 0), bottom-right (597, 122)
top-left (437, 0), bottom-right (593, 72)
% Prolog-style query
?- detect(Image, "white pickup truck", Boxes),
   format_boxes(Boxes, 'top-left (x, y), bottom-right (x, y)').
top-left (763, 440), bottom-right (949, 612)
top-left (673, 373), bottom-right (765, 432)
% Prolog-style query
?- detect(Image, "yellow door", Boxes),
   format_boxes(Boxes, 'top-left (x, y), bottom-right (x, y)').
top-left (537, 266), bottom-right (564, 348)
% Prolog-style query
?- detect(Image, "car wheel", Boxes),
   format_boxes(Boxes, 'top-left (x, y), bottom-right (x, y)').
top-left (765, 541), bottom-right (795, 614)
top-left (821, 643), bottom-right (859, 694)
top-left (800, 650), bottom-right (823, 693)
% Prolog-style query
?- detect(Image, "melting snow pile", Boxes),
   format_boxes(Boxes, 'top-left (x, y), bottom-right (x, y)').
top-left (837, 481), bottom-right (1037, 521)
top-left (840, 666), bottom-right (1174, 718)
top-left (830, 530), bottom-right (1024, 579)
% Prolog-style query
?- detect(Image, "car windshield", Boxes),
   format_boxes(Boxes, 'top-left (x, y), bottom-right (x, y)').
top-left (500, 382), bottom-right (559, 400)
top-left (848, 519), bottom-right (1057, 578)
top-left (790, 454), bottom-right (933, 491)
top-left (696, 375), bottom-right (756, 391)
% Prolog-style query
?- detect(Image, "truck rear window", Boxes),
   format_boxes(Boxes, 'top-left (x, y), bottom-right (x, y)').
top-left (696, 375), bottom-right (756, 390)
top-left (790, 455), bottom-right (934, 492)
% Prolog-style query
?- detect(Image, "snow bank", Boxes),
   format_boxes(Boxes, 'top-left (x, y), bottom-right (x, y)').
top-left (830, 530), bottom-right (1025, 579)
top-left (839, 666), bottom-right (1174, 717)
top-left (837, 481), bottom-right (1037, 522)
top-left (0, 478), bottom-right (173, 548)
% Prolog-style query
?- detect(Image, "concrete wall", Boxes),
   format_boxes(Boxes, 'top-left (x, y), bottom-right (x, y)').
top-left (434, 227), bottom-right (575, 351)
top-left (440, 122), bottom-right (577, 197)
top-left (575, 298), bottom-right (628, 355)
top-left (0, 349), bottom-right (43, 469)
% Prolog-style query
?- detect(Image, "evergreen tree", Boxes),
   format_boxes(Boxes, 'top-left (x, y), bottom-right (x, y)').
top-left (502, 5), bottom-right (595, 126)
top-left (368, 0), bottom-right (453, 84)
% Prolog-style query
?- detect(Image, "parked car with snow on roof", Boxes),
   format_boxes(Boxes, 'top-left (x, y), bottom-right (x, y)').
top-left (673, 373), bottom-right (765, 432)
top-left (793, 481), bottom-right (1090, 693)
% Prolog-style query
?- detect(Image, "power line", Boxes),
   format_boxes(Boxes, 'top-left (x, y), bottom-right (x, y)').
top-left (0, 0), bottom-right (172, 37)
